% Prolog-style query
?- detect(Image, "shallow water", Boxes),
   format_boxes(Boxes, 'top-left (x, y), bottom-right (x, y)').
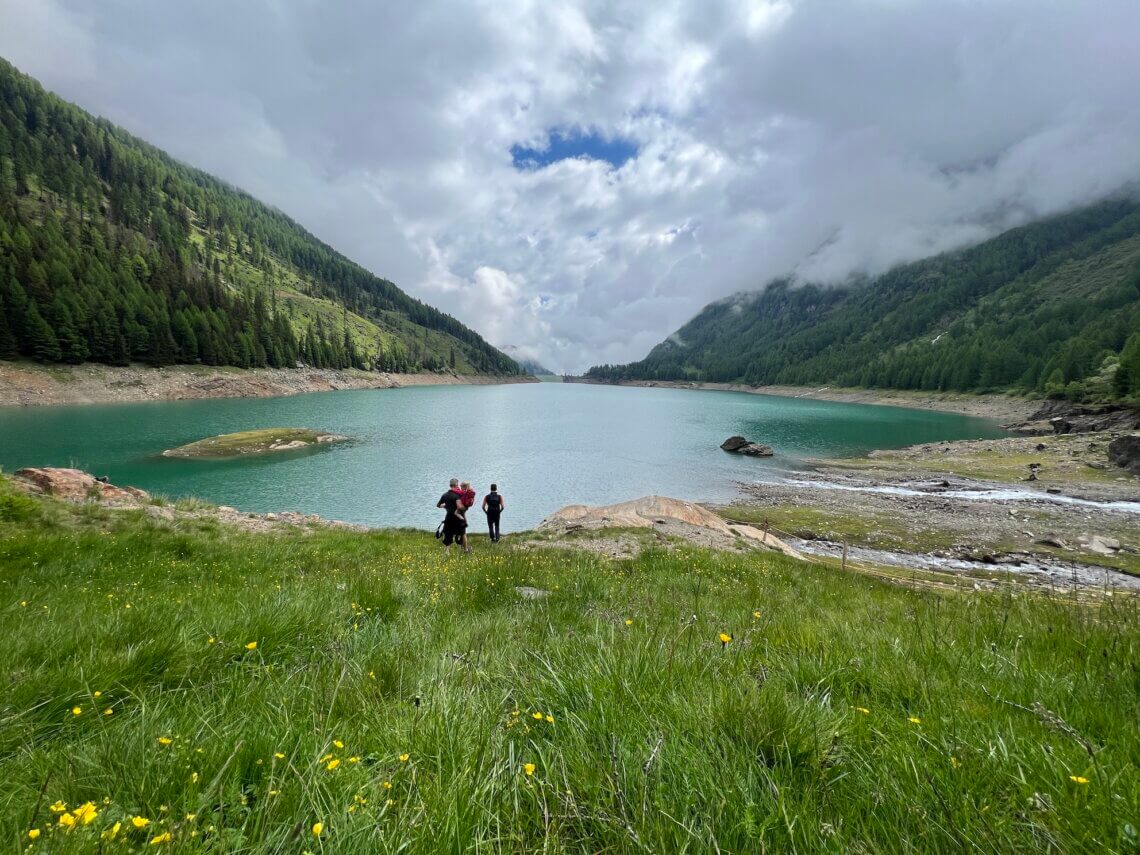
top-left (782, 478), bottom-right (1140, 514)
top-left (786, 536), bottom-right (1140, 592)
top-left (0, 382), bottom-right (1006, 530)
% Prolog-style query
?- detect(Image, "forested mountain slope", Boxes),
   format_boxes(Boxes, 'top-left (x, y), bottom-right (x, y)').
top-left (588, 198), bottom-right (1140, 401)
top-left (0, 58), bottom-right (518, 375)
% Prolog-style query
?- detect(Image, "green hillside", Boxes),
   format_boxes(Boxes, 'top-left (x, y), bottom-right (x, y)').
top-left (0, 58), bottom-right (519, 376)
top-left (588, 198), bottom-right (1140, 402)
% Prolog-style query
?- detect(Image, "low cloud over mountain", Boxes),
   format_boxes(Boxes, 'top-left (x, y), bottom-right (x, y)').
top-left (5, 0), bottom-right (1140, 372)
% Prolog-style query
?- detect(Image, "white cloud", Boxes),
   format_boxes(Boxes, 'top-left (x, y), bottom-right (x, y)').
top-left (3, 0), bottom-right (1140, 373)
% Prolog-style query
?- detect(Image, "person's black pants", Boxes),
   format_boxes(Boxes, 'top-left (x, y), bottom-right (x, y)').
top-left (486, 512), bottom-right (501, 542)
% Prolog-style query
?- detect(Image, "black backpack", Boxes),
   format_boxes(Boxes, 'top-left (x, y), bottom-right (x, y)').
top-left (485, 492), bottom-right (502, 512)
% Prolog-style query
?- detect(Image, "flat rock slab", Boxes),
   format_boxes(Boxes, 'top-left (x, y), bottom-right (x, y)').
top-left (14, 467), bottom-right (149, 503)
top-left (162, 428), bottom-right (349, 459)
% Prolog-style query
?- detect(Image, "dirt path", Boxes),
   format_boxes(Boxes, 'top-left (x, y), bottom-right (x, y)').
top-left (0, 361), bottom-right (535, 407)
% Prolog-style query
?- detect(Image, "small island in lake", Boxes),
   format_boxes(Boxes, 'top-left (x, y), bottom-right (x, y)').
top-left (162, 428), bottom-right (349, 459)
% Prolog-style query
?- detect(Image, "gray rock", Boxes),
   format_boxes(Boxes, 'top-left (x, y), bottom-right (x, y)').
top-left (515, 586), bottom-right (551, 600)
top-left (1081, 534), bottom-right (1121, 556)
top-left (720, 436), bottom-right (774, 456)
top-left (1108, 435), bottom-right (1140, 475)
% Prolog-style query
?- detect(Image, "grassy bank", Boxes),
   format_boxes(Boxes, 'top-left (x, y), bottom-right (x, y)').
top-left (1, 478), bottom-right (1137, 852)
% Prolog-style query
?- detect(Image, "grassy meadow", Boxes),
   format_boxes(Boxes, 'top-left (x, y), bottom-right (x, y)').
top-left (0, 476), bottom-right (1138, 852)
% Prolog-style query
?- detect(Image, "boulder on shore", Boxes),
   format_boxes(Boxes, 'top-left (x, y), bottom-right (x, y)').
top-left (1107, 435), bottom-right (1140, 475)
top-left (14, 467), bottom-right (148, 503)
top-left (720, 436), bottom-right (775, 457)
top-left (540, 495), bottom-right (802, 559)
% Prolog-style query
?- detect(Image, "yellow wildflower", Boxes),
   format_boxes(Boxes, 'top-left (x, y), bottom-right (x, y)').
top-left (132, 816), bottom-right (151, 828)
top-left (853, 707), bottom-right (870, 715)
top-left (158, 736), bottom-right (173, 745)
top-left (269, 790), bottom-right (281, 797)
top-left (312, 822), bottom-right (324, 837)
top-left (752, 611), bottom-right (762, 619)
top-left (73, 802), bottom-right (98, 824)
top-left (333, 739), bottom-right (344, 749)
top-left (103, 708), bottom-right (113, 716)
top-left (523, 763), bottom-right (536, 776)
top-left (1070, 775), bottom-right (1089, 785)
top-left (399, 753), bottom-right (410, 763)
top-left (72, 706), bottom-right (82, 716)
top-left (50, 801), bottom-right (67, 813)
top-left (245, 641), bottom-right (257, 650)
top-left (102, 821), bottom-right (122, 841)
top-left (191, 772), bottom-right (199, 783)
top-left (27, 829), bottom-right (40, 840)
top-left (719, 632), bottom-right (733, 647)
top-left (207, 637), bottom-right (216, 645)
top-left (274, 752), bottom-right (285, 760)
top-left (149, 832), bottom-right (172, 845)
top-left (625, 619), bottom-right (633, 626)
top-left (93, 691), bottom-right (102, 698)
top-left (348, 756), bottom-right (361, 764)
top-left (326, 758), bottom-right (341, 771)
top-left (545, 714), bottom-right (554, 723)
top-left (950, 756), bottom-right (960, 768)
top-left (382, 781), bottom-right (392, 790)
top-left (185, 813), bottom-right (196, 821)
top-left (58, 812), bottom-right (77, 829)
top-left (532, 711), bottom-right (544, 720)
top-left (908, 717), bottom-right (921, 724)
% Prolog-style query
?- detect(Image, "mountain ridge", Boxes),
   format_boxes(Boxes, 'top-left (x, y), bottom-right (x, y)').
top-left (0, 57), bottom-right (520, 376)
top-left (587, 197), bottom-right (1140, 402)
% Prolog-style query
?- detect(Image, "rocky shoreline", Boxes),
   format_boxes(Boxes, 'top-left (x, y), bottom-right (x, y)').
top-left (0, 361), bottom-right (536, 407)
top-left (566, 377), bottom-right (1042, 422)
top-left (719, 423), bottom-right (1140, 589)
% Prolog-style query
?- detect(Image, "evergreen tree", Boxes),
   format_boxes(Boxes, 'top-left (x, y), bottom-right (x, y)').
top-left (24, 303), bottom-right (62, 362)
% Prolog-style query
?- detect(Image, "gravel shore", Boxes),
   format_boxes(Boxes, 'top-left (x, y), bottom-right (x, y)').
top-left (571, 378), bottom-right (1041, 422)
top-left (0, 361), bottom-right (535, 407)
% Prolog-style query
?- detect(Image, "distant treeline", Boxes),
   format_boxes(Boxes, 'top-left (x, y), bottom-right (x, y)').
top-left (588, 199), bottom-right (1140, 402)
top-left (0, 57), bottom-right (518, 374)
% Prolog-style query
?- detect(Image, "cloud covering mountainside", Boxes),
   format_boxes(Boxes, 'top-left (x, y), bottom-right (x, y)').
top-left (3, 0), bottom-right (1140, 372)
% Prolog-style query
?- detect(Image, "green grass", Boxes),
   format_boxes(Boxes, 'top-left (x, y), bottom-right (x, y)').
top-left (1, 479), bottom-right (1138, 852)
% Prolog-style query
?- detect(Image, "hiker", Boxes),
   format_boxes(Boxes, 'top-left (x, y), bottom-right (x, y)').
top-left (458, 480), bottom-right (476, 552)
top-left (436, 478), bottom-right (465, 551)
top-left (482, 483), bottom-right (504, 543)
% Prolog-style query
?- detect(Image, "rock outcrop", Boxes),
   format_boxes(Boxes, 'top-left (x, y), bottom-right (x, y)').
top-left (14, 467), bottom-right (148, 503)
top-left (1108, 435), bottom-right (1140, 475)
top-left (720, 436), bottom-right (775, 456)
top-left (1011, 401), bottom-right (1140, 436)
top-left (540, 495), bottom-right (802, 558)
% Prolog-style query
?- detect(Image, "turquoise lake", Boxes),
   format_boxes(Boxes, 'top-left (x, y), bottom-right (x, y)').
top-left (0, 382), bottom-right (1007, 531)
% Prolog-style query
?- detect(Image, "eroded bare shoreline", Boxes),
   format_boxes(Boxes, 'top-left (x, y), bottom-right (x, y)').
top-left (0, 361), bottom-right (536, 407)
top-left (568, 377), bottom-right (1041, 423)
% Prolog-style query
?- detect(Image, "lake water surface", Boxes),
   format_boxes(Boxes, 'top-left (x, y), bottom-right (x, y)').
top-left (0, 382), bottom-right (1006, 530)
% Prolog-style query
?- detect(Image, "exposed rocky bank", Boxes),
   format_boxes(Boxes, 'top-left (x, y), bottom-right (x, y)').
top-left (0, 361), bottom-right (536, 407)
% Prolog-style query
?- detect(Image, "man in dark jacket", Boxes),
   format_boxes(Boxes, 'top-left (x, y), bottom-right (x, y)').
top-left (437, 478), bottom-right (465, 551)
top-left (482, 483), bottom-right (505, 543)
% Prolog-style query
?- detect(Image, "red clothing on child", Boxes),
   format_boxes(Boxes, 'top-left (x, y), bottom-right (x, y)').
top-left (461, 488), bottom-right (476, 509)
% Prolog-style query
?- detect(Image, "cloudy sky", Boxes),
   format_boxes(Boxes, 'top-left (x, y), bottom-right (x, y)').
top-left (3, 0), bottom-right (1140, 372)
